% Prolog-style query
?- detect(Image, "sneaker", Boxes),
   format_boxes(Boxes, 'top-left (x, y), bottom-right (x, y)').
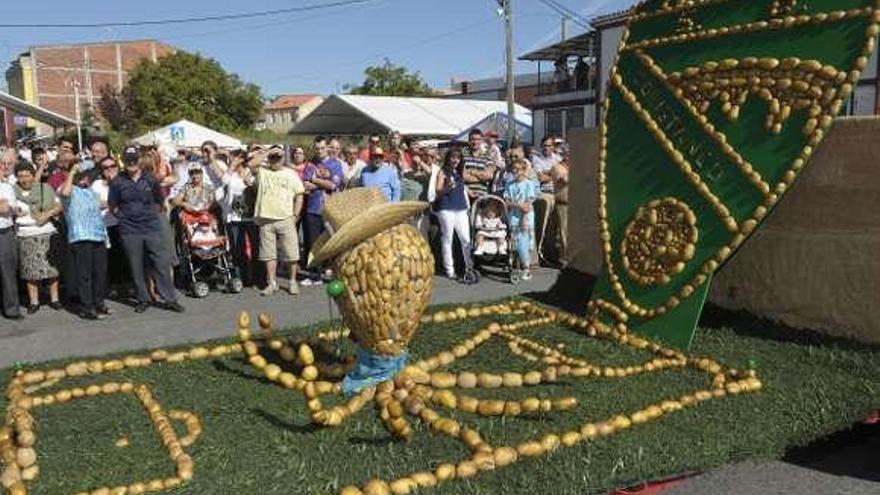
top-left (96, 304), bottom-right (113, 316)
top-left (4, 314), bottom-right (24, 320)
top-left (80, 310), bottom-right (107, 321)
top-left (300, 279), bottom-right (314, 287)
top-left (288, 280), bottom-right (300, 295)
top-left (134, 302), bottom-right (150, 313)
top-left (165, 302), bottom-right (186, 313)
top-left (260, 280), bottom-right (278, 296)
top-left (522, 271), bottom-right (532, 281)
top-left (49, 301), bottom-right (64, 311)
top-left (26, 304), bottom-right (39, 315)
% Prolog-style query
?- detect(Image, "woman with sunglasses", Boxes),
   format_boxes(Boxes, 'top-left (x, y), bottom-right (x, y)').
top-left (91, 156), bottom-right (128, 296)
top-left (434, 147), bottom-right (475, 283)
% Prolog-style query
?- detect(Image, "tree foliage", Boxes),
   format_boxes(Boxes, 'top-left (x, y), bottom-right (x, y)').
top-left (99, 52), bottom-right (263, 135)
top-left (346, 59), bottom-right (434, 97)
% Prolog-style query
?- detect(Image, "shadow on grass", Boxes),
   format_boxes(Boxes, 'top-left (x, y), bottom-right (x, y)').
top-left (522, 267), bottom-right (596, 315)
top-left (783, 422), bottom-right (880, 482)
top-left (212, 359), bottom-right (276, 387)
top-left (348, 435), bottom-right (396, 447)
top-left (252, 408), bottom-right (320, 435)
top-left (521, 267), bottom-right (880, 353)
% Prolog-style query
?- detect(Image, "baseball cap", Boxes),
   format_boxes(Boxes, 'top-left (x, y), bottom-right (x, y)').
top-left (485, 131), bottom-right (499, 138)
top-left (122, 146), bottom-right (139, 164)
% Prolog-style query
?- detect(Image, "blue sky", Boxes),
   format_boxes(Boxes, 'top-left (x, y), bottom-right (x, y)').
top-left (1, 0), bottom-right (633, 97)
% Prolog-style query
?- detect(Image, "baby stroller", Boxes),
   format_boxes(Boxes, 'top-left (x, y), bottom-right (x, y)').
top-left (176, 210), bottom-right (243, 298)
top-left (470, 195), bottom-right (519, 284)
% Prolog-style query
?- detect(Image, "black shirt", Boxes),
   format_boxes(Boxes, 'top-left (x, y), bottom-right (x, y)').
top-left (108, 172), bottom-right (163, 235)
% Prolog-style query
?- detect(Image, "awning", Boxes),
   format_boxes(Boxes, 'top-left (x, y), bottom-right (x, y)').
top-left (519, 32), bottom-right (598, 61)
top-left (0, 91), bottom-right (77, 128)
top-left (292, 95), bottom-right (532, 138)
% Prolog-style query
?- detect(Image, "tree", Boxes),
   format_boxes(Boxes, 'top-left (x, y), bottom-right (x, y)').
top-left (346, 59), bottom-right (434, 97)
top-left (98, 52), bottom-right (263, 135)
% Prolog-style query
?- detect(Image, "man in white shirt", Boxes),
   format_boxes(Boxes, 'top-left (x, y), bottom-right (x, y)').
top-left (0, 149), bottom-right (17, 185)
top-left (530, 136), bottom-right (563, 264)
top-left (0, 180), bottom-right (22, 319)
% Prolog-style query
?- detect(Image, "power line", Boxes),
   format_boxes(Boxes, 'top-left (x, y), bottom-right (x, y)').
top-left (535, 0), bottom-right (590, 29)
top-left (543, 0), bottom-right (591, 24)
top-left (0, 0), bottom-right (377, 29)
top-left (263, 16), bottom-right (497, 87)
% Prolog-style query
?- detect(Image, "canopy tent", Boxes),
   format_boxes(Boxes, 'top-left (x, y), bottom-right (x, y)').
top-left (132, 119), bottom-right (243, 149)
top-left (292, 95), bottom-right (532, 138)
top-left (452, 111), bottom-right (533, 144)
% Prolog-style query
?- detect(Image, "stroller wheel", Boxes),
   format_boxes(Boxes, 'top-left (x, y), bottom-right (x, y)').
top-left (192, 281), bottom-right (210, 299)
top-left (461, 269), bottom-right (480, 285)
top-left (509, 270), bottom-right (521, 285)
top-left (227, 278), bottom-right (244, 294)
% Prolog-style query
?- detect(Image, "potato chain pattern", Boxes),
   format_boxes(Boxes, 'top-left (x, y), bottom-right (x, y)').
top-left (0, 301), bottom-right (763, 494)
top-left (238, 300), bottom-right (762, 495)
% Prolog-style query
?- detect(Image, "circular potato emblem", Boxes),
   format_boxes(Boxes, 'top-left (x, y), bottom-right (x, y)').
top-left (622, 198), bottom-right (698, 286)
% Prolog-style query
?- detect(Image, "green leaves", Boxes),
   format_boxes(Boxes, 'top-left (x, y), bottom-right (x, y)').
top-left (99, 52), bottom-right (263, 136)
top-left (346, 58), bottom-right (435, 97)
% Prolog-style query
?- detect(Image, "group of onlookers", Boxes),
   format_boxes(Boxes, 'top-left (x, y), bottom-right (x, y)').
top-left (0, 130), bottom-right (569, 321)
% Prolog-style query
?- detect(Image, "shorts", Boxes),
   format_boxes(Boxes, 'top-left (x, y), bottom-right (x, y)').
top-left (258, 216), bottom-right (299, 262)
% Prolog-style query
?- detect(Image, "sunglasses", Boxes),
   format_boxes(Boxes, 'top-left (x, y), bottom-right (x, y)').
top-left (101, 164), bottom-right (118, 170)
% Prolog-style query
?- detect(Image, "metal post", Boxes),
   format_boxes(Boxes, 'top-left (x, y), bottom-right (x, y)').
top-left (73, 80), bottom-right (83, 155)
top-left (501, 0), bottom-right (516, 143)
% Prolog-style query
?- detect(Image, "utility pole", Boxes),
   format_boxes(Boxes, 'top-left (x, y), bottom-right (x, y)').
top-left (73, 80), bottom-right (83, 155)
top-left (499, 0), bottom-right (516, 143)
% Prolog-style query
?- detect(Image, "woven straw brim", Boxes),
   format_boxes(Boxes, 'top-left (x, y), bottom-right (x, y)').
top-left (310, 201), bottom-right (427, 265)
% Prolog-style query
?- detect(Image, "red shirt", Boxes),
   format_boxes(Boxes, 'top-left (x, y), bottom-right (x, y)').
top-left (48, 171), bottom-right (68, 191)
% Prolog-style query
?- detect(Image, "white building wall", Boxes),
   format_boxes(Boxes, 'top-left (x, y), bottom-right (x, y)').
top-left (854, 85), bottom-right (876, 115)
top-left (533, 110), bottom-right (546, 144)
top-left (599, 25), bottom-right (625, 103)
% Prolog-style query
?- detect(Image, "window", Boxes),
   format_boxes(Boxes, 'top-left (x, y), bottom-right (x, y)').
top-left (546, 109), bottom-right (564, 137)
top-left (566, 107), bottom-right (584, 131)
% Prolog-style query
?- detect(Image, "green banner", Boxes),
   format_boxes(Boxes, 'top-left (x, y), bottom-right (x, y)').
top-left (590, 0), bottom-right (880, 348)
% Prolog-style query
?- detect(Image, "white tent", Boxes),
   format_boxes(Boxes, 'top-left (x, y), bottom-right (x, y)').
top-left (452, 111), bottom-right (533, 144)
top-left (292, 95), bottom-right (532, 138)
top-left (132, 119), bottom-right (243, 149)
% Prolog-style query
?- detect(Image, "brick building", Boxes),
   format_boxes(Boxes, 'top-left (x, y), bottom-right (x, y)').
top-left (5, 39), bottom-right (176, 136)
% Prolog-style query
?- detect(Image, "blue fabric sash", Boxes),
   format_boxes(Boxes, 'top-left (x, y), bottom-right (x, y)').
top-left (341, 347), bottom-right (409, 396)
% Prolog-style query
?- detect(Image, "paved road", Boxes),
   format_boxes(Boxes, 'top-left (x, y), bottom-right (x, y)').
top-left (0, 269), bottom-right (557, 368)
top-left (665, 460), bottom-right (879, 495)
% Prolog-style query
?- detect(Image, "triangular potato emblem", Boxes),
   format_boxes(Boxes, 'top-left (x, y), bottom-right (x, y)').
top-left (589, 0), bottom-right (880, 348)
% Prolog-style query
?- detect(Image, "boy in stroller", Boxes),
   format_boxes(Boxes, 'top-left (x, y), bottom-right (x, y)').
top-left (473, 202), bottom-right (507, 256)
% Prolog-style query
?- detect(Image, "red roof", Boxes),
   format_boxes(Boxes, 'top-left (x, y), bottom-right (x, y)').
top-left (266, 94), bottom-right (322, 111)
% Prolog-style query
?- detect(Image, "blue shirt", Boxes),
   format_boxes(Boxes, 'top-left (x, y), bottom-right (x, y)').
top-left (303, 159), bottom-right (344, 216)
top-left (107, 172), bottom-right (163, 235)
top-left (436, 170), bottom-right (468, 211)
top-left (359, 164), bottom-right (401, 202)
top-left (63, 186), bottom-right (107, 243)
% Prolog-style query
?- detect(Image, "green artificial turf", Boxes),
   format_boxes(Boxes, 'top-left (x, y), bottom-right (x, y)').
top-left (3, 301), bottom-right (880, 495)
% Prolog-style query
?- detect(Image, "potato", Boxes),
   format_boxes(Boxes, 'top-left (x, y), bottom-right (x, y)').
top-left (434, 463), bottom-right (456, 481)
top-left (516, 441), bottom-right (545, 457)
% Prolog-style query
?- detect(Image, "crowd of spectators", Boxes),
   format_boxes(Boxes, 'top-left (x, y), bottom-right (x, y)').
top-left (0, 130), bottom-right (570, 321)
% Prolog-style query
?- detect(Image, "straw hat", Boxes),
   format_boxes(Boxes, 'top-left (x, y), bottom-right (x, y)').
top-left (310, 188), bottom-right (427, 265)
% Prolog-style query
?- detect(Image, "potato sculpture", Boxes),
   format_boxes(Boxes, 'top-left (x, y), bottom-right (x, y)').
top-left (335, 223), bottom-right (434, 356)
top-left (310, 187), bottom-right (433, 357)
